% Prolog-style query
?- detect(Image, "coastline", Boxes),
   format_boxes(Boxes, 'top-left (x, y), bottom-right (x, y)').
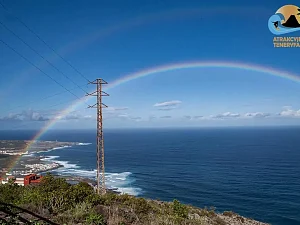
top-left (23, 142), bottom-right (92, 175)
top-left (0, 140), bottom-right (91, 176)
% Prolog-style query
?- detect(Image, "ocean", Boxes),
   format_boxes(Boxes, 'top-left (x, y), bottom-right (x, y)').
top-left (0, 127), bottom-right (299, 225)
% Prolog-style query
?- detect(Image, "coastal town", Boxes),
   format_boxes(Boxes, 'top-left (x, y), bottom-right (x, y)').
top-left (0, 139), bottom-right (106, 194)
top-left (0, 139), bottom-right (78, 180)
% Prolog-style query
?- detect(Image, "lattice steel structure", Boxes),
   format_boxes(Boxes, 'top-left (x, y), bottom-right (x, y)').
top-left (86, 79), bottom-right (109, 194)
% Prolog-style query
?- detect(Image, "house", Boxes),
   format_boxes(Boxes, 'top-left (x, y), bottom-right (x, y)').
top-left (24, 174), bottom-right (42, 185)
top-left (0, 174), bottom-right (42, 186)
top-left (15, 175), bottom-right (25, 186)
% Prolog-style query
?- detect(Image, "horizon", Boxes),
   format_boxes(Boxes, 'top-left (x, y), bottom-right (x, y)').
top-left (1, 124), bottom-right (300, 132)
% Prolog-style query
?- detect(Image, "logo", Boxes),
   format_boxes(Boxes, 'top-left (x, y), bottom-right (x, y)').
top-left (268, 5), bottom-right (300, 35)
top-left (269, 5), bottom-right (300, 47)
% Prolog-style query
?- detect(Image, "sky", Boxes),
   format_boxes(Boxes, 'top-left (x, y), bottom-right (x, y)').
top-left (0, 0), bottom-right (300, 130)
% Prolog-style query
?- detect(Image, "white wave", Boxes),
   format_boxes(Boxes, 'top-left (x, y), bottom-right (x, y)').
top-left (34, 145), bottom-right (72, 154)
top-left (114, 187), bottom-right (141, 196)
top-left (22, 153), bottom-right (34, 157)
top-left (42, 156), bottom-right (141, 196)
top-left (41, 156), bottom-right (60, 161)
top-left (41, 156), bottom-right (79, 169)
top-left (77, 143), bottom-right (92, 146)
top-left (52, 146), bottom-right (72, 150)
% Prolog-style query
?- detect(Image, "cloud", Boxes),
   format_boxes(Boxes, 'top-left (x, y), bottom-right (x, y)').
top-left (279, 108), bottom-right (300, 117)
top-left (194, 116), bottom-right (203, 119)
top-left (103, 107), bottom-right (130, 119)
top-left (148, 115), bottom-right (156, 121)
top-left (130, 116), bottom-right (142, 122)
top-left (184, 115), bottom-right (204, 120)
top-left (212, 112), bottom-right (241, 119)
top-left (0, 109), bottom-right (96, 123)
top-left (117, 114), bottom-right (129, 119)
top-left (83, 115), bottom-right (93, 119)
top-left (0, 110), bottom-right (50, 122)
top-left (183, 115), bottom-right (204, 120)
top-left (154, 100), bottom-right (182, 107)
top-left (54, 110), bottom-right (95, 121)
top-left (104, 107), bottom-right (129, 112)
top-left (209, 111), bottom-right (272, 120)
top-left (160, 116), bottom-right (172, 119)
top-left (244, 112), bottom-right (271, 118)
top-left (114, 114), bottom-right (143, 122)
top-left (65, 114), bottom-right (80, 120)
top-left (153, 100), bottom-right (182, 111)
top-left (184, 115), bottom-right (192, 120)
top-left (158, 107), bottom-right (178, 111)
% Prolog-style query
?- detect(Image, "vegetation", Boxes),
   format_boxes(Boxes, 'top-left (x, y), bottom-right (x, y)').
top-left (0, 173), bottom-right (265, 225)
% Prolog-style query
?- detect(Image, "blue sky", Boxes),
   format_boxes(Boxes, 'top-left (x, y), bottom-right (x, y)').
top-left (0, 0), bottom-right (300, 129)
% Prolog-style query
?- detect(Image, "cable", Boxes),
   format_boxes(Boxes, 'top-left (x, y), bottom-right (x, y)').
top-left (3, 84), bottom-right (89, 114)
top-left (0, 1), bottom-right (90, 83)
top-left (0, 39), bottom-right (86, 104)
top-left (0, 20), bottom-right (89, 95)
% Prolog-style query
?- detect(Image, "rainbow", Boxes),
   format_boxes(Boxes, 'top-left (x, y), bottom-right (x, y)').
top-left (1, 5), bottom-right (270, 102)
top-left (7, 60), bottom-right (300, 174)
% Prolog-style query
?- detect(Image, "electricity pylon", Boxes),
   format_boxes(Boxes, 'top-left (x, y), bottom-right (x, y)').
top-left (86, 79), bottom-right (109, 194)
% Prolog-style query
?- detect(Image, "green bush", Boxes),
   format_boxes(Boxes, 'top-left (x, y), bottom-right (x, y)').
top-left (101, 192), bottom-right (118, 205)
top-left (172, 199), bottom-right (188, 219)
top-left (0, 183), bottom-right (22, 204)
top-left (133, 198), bottom-right (151, 214)
top-left (70, 182), bottom-right (95, 203)
top-left (85, 213), bottom-right (105, 225)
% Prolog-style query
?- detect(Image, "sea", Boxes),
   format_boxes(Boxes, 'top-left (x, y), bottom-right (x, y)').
top-left (0, 127), bottom-right (299, 225)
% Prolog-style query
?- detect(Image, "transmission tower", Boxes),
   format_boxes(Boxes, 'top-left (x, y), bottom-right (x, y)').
top-left (86, 79), bottom-right (109, 194)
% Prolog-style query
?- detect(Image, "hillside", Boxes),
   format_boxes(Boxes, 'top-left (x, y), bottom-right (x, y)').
top-left (0, 173), bottom-right (269, 225)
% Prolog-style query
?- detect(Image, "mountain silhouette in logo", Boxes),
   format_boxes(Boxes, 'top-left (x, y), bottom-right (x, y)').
top-left (282, 15), bottom-right (300, 27)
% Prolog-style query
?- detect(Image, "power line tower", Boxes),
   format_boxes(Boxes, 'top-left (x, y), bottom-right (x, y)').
top-left (86, 79), bottom-right (109, 194)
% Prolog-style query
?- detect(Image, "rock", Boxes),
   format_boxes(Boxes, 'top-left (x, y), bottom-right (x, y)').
top-left (188, 213), bottom-right (201, 220)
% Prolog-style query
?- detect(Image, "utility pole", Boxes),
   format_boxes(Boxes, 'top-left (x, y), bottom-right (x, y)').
top-left (86, 79), bottom-right (109, 194)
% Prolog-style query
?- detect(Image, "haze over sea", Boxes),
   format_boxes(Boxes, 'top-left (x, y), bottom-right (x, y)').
top-left (1, 127), bottom-right (299, 225)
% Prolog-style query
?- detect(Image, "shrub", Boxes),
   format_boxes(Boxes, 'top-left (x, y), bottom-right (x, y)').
top-left (85, 213), bottom-right (106, 225)
top-left (70, 182), bottom-right (95, 204)
top-left (86, 193), bottom-right (105, 206)
top-left (0, 183), bottom-right (22, 204)
top-left (223, 211), bottom-right (235, 217)
top-left (172, 199), bottom-right (188, 219)
top-left (101, 192), bottom-right (118, 205)
top-left (133, 198), bottom-right (151, 215)
top-left (39, 173), bottom-right (71, 193)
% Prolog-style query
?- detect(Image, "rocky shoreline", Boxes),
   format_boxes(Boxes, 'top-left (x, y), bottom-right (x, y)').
top-left (0, 140), bottom-right (90, 176)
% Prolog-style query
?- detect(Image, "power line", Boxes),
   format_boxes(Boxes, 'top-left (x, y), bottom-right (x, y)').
top-left (0, 38), bottom-right (85, 102)
top-left (3, 84), bottom-right (88, 114)
top-left (0, 1), bottom-right (90, 83)
top-left (0, 20), bottom-right (89, 95)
